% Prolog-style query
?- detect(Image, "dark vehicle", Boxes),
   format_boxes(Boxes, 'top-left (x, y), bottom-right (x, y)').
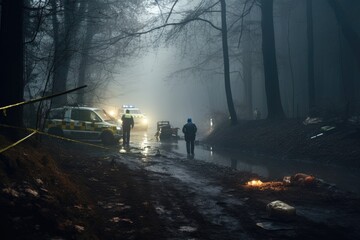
top-left (156, 121), bottom-right (179, 141)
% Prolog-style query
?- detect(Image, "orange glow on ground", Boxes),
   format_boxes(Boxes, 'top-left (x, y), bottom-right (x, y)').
top-left (246, 180), bottom-right (263, 186)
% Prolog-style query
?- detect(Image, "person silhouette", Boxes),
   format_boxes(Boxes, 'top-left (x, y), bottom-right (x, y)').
top-left (182, 118), bottom-right (197, 155)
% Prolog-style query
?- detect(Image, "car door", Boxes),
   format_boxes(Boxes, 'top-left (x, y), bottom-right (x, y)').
top-left (69, 109), bottom-right (99, 139)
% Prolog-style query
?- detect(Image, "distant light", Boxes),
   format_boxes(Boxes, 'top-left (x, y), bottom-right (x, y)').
top-left (109, 110), bottom-right (116, 117)
top-left (122, 104), bottom-right (134, 108)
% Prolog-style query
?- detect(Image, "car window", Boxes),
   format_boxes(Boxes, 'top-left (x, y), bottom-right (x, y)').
top-left (48, 109), bottom-right (65, 119)
top-left (89, 111), bottom-right (101, 122)
top-left (71, 109), bottom-right (101, 122)
top-left (94, 109), bottom-right (111, 121)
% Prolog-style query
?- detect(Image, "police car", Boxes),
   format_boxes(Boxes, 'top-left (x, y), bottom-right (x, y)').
top-left (45, 106), bottom-right (122, 145)
top-left (120, 105), bottom-right (148, 130)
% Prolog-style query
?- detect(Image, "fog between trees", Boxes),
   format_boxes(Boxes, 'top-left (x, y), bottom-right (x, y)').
top-left (1, 0), bottom-right (359, 131)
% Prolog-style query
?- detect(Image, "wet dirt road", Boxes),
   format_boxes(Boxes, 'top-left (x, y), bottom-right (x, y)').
top-left (62, 130), bottom-right (360, 240)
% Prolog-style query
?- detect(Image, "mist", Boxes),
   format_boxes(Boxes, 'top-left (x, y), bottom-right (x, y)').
top-left (104, 46), bottom-right (221, 134)
top-left (1, 1), bottom-right (360, 239)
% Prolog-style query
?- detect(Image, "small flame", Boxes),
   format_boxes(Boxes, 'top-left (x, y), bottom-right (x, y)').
top-left (246, 180), bottom-right (263, 186)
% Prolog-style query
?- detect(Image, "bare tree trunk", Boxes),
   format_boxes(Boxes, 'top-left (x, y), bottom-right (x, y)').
top-left (0, 0), bottom-right (24, 130)
top-left (51, 0), bottom-right (69, 107)
top-left (307, 0), bottom-right (315, 115)
top-left (327, 0), bottom-right (360, 71)
top-left (77, 17), bottom-right (95, 104)
top-left (261, 0), bottom-right (285, 119)
top-left (243, 23), bottom-right (253, 119)
top-left (220, 0), bottom-right (238, 125)
top-left (286, 7), bottom-right (295, 118)
top-left (51, 0), bottom-right (85, 107)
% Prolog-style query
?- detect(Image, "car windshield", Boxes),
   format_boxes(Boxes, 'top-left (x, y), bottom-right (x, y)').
top-left (124, 109), bottom-right (141, 114)
top-left (94, 109), bottom-right (112, 121)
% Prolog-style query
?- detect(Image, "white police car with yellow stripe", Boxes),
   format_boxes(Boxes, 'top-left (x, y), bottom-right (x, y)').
top-left (120, 105), bottom-right (148, 130)
top-left (45, 106), bottom-right (122, 145)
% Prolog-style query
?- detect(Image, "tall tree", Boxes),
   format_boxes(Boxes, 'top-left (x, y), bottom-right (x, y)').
top-left (260, 0), bottom-right (285, 119)
top-left (242, 21), bottom-right (253, 119)
top-left (327, 0), bottom-right (360, 71)
top-left (150, 0), bottom-right (239, 124)
top-left (51, 0), bottom-right (85, 107)
top-left (0, 0), bottom-right (24, 129)
top-left (220, 0), bottom-right (238, 125)
top-left (76, 1), bottom-right (96, 104)
top-left (307, 0), bottom-right (315, 115)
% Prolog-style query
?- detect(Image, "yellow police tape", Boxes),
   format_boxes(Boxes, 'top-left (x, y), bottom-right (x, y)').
top-left (0, 124), bottom-right (111, 154)
top-left (0, 130), bottom-right (37, 154)
top-left (0, 85), bottom-right (87, 112)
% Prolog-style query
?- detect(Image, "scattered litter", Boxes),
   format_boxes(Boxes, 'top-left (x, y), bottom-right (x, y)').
top-left (283, 176), bottom-right (291, 186)
top-left (155, 206), bottom-right (166, 214)
top-left (310, 125), bottom-right (336, 139)
top-left (25, 188), bottom-right (39, 197)
top-left (2, 187), bottom-right (20, 197)
top-left (348, 116), bottom-right (360, 124)
top-left (88, 177), bottom-right (99, 182)
top-left (321, 126), bottom-right (335, 132)
top-left (256, 221), bottom-right (294, 231)
top-left (179, 226), bottom-right (197, 232)
top-left (35, 178), bottom-right (44, 185)
top-left (266, 200), bottom-right (296, 218)
top-left (74, 225), bottom-right (85, 232)
top-left (110, 217), bottom-right (120, 223)
top-left (303, 117), bottom-right (322, 125)
top-left (110, 217), bottom-right (133, 224)
top-left (74, 205), bottom-right (83, 210)
top-left (310, 133), bottom-right (323, 139)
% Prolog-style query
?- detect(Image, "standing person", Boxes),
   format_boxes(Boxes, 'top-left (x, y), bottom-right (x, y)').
top-left (121, 109), bottom-right (134, 147)
top-left (182, 118), bottom-right (197, 155)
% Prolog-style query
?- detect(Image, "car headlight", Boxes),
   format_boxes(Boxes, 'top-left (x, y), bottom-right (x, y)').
top-left (142, 118), bottom-right (148, 125)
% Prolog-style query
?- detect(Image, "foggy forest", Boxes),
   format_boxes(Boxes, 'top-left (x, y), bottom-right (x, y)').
top-left (0, 0), bottom-right (360, 239)
top-left (1, 0), bottom-right (360, 127)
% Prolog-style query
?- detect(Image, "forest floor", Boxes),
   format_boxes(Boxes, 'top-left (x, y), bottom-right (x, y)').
top-left (0, 118), bottom-right (359, 239)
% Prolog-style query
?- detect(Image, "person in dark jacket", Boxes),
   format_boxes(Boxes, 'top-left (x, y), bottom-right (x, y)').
top-left (121, 109), bottom-right (134, 146)
top-left (182, 118), bottom-right (197, 155)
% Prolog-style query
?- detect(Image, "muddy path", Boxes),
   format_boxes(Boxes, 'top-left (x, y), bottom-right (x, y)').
top-left (56, 134), bottom-right (360, 240)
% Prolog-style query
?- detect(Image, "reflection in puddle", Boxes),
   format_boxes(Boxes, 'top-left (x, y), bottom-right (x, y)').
top-left (171, 140), bottom-right (360, 194)
top-left (127, 131), bottom-right (360, 194)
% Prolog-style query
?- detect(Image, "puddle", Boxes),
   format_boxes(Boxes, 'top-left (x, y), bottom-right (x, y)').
top-left (121, 131), bottom-right (360, 194)
top-left (170, 140), bottom-right (360, 194)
